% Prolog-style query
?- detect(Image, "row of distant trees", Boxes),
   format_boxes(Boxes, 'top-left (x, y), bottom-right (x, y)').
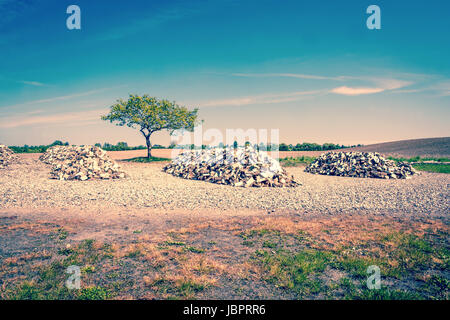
top-left (94, 142), bottom-right (165, 151)
top-left (9, 141), bottom-right (158, 153)
top-left (9, 140), bottom-right (360, 153)
top-left (168, 141), bottom-right (359, 151)
top-left (9, 140), bottom-right (70, 153)
top-left (278, 142), bottom-right (361, 151)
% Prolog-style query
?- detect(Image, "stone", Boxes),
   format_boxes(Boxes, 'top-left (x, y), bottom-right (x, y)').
top-left (163, 146), bottom-right (299, 187)
top-left (39, 145), bottom-right (126, 181)
top-left (0, 145), bottom-right (19, 169)
top-left (305, 151), bottom-right (418, 179)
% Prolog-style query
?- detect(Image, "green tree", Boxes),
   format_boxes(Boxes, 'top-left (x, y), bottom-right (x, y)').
top-left (279, 143), bottom-right (289, 151)
top-left (102, 94), bottom-right (199, 159)
top-left (50, 140), bottom-right (64, 146)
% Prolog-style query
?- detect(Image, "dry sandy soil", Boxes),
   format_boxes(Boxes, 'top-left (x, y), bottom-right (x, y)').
top-left (0, 153), bottom-right (449, 300)
top-left (1, 154), bottom-right (449, 216)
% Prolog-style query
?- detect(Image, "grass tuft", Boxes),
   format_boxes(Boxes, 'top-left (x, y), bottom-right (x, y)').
top-left (123, 156), bottom-right (170, 163)
top-left (412, 163), bottom-right (450, 174)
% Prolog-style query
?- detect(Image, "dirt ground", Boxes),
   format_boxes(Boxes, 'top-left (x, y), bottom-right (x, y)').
top-left (0, 207), bottom-right (448, 300)
top-left (0, 152), bottom-right (449, 300)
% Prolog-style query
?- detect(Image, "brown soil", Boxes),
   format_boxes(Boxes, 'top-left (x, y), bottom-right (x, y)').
top-left (1, 209), bottom-right (448, 300)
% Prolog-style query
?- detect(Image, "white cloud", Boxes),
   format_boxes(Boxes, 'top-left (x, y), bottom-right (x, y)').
top-left (431, 81), bottom-right (450, 96)
top-left (198, 90), bottom-right (322, 107)
top-left (331, 78), bottom-right (413, 96)
top-left (232, 72), bottom-right (415, 96)
top-left (0, 109), bottom-right (107, 129)
top-left (391, 80), bottom-right (450, 96)
top-left (231, 73), bottom-right (347, 81)
top-left (330, 86), bottom-right (384, 96)
top-left (371, 78), bottom-right (413, 90)
top-left (19, 80), bottom-right (46, 87)
top-left (0, 85), bottom-right (127, 109)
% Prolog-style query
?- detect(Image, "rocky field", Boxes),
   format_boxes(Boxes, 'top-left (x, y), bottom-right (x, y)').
top-left (0, 154), bottom-right (448, 216)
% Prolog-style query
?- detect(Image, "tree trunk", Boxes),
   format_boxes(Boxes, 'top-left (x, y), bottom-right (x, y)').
top-left (145, 135), bottom-right (152, 159)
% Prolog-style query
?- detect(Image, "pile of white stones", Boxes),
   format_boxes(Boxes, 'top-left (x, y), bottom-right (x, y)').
top-left (163, 146), bottom-right (299, 187)
top-left (40, 145), bottom-right (126, 181)
top-left (0, 145), bottom-right (18, 169)
top-left (39, 145), bottom-right (71, 164)
top-left (305, 152), bottom-right (418, 179)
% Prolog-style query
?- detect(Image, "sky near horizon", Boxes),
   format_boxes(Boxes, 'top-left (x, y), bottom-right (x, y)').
top-left (0, 0), bottom-right (449, 147)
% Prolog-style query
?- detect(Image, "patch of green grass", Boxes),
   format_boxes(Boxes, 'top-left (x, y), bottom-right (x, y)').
top-left (58, 247), bottom-right (76, 256)
top-left (8, 281), bottom-right (43, 300)
top-left (149, 277), bottom-right (207, 298)
top-left (101, 243), bottom-right (115, 259)
top-left (57, 228), bottom-right (69, 240)
top-left (335, 254), bottom-right (383, 279)
top-left (387, 156), bottom-right (450, 173)
top-left (149, 278), bottom-right (171, 291)
top-left (388, 156), bottom-right (450, 163)
top-left (160, 240), bottom-right (205, 254)
top-left (123, 156), bottom-right (170, 163)
top-left (81, 265), bottom-right (96, 274)
top-left (239, 229), bottom-right (276, 240)
top-left (80, 239), bottom-right (95, 250)
top-left (279, 156), bottom-right (316, 167)
top-left (9, 281), bottom-right (75, 300)
top-left (2, 239), bottom-right (121, 300)
top-left (256, 248), bottom-right (333, 297)
top-left (178, 280), bottom-right (206, 297)
top-left (345, 284), bottom-right (423, 300)
top-left (6, 258), bottom-right (80, 300)
top-left (412, 163), bottom-right (450, 174)
top-left (262, 241), bottom-right (277, 249)
top-left (183, 246), bottom-right (205, 254)
top-left (248, 226), bottom-right (449, 300)
top-left (164, 240), bottom-right (186, 246)
top-left (242, 240), bottom-right (254, 247)
top-left (107, 272), bottom-right (119, 279)
top-left (79, 286), bottom-right (110, 300)
top-left (422, 275), bottom-right (450, 299)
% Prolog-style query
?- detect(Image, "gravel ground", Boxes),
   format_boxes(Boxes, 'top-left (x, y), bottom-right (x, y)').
top-left (0, 157), bottom-right (449, 217)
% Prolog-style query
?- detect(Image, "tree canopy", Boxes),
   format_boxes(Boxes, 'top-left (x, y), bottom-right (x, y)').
top-left (102, 94), bottom-right (199, 158)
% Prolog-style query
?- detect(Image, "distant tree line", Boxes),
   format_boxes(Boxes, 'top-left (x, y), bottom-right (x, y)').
top-left (277, 142), bottom-right (361, 151)
top-left (94, 142), bottom-right (166, 151)
top-left (9, 140), bottom-right (362, 153)
top-left (168, 142), bottom-right (361, 151)
top-left (9, 140), bottom-right (69, 153)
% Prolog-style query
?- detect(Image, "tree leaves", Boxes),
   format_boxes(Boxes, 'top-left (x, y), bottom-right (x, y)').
top-left (102, 94), bottom-right (199, 138)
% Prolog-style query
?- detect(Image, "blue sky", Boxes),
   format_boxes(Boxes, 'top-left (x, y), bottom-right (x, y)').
top-left (0, 0), bottom-right (449, 146)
